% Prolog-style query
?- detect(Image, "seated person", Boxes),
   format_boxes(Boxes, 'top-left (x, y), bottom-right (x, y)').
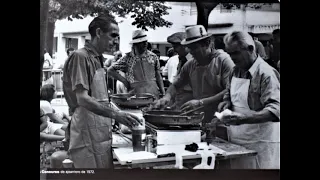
top-left (40, 84), bottom-right (70, 124)
top-left (41, 108), bottom-right (68, 168)
top-left (40, 108), bottom-right (67, 137)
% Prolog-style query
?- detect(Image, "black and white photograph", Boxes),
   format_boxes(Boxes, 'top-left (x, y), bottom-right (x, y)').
top-left (40, 0), bottom-right (280, 179)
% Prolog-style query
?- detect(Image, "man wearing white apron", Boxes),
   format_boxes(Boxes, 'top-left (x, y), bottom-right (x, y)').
top-left (218, 31), bottom-right (280, 169)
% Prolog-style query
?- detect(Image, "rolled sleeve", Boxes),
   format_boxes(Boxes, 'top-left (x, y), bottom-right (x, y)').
top-left (260, 72), bottom-right (280, 121)
top-left (68, 53), bottom-right (90, 92)
top-left (111, 56), bottom-right (128, 72)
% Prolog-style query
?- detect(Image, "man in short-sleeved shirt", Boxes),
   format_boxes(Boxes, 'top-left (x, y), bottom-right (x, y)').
top-left (154, 25), bottom-right (235, 126)
top-left (62, 15), bottom-right (141, 169)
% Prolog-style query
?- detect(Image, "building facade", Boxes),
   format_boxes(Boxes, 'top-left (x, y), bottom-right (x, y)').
top-left (52, 2), bottom-right (280, 67)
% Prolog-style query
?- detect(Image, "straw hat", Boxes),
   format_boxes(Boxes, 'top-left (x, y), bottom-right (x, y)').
top-left (130, 29), bottom-right (148, 44)
top-left (181, 25), bottom-right (212, 45)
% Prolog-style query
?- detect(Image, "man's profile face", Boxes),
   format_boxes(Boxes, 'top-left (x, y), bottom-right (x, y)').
top-left (226, 42), bottom-right (251, 69)
top-left (99, 23), bottom-right (120, 53)
top-left (187, 41), bottom-right (208, 64)
top-left (172, 44), bottom-right (188, 57)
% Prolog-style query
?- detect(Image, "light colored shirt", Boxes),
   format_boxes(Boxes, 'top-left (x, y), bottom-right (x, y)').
top-left (223, 56), bottom-right (280, 120)
top-left (162, 55), bottom-right (179, 83)
top-left (40, 100), bottom-right (53, 114)
top-left (43, 53), bottom-right (53, 68)
top-left (162, 54), bottom-right (193, 83)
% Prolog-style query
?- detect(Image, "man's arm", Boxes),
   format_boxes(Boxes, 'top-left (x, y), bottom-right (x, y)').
top-left (241, 71), bottom-right (280, 124)
top-left (46, 113), bottom-right (68, 125)
top-left (107, 68), bottom-right (130, 89)
top-left (107, 56), bottom-right (130, 89)
top-left (201, 89), bottom-right (227, 106)
top-left (40, 101), bottom-right (67, 124)
top-left (154, 57), bottom-right (165, 95)
top-left (76, 87), bottom-right (141, 127)
top-left (40, 133), bottom-right (65, 142)
top-left (76, 87), bottom-right (118, 119)
top-left (40, 111), bottom-right (48, 132)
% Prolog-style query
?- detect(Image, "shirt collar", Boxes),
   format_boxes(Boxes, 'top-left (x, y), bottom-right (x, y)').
top-left (84, 42), bottom-right (101, 57)
top-left (130, 49), bottom-right (148, 58)
top-left (186, 53), bottom-right (193, 61)
top-left (248, 56), bottom-right (263, 76)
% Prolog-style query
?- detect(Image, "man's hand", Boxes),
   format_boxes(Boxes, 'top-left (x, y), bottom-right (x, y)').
top-left (114, 111), bottom-right (142, 129)
top-left (152, 97), bottom-right (171, 110)
top-left (221, 112), bottom-right (246, 126)
top-left (180, 100), bottom-right (201, 112)
top-left (218, 101), bottom-right (231, 112)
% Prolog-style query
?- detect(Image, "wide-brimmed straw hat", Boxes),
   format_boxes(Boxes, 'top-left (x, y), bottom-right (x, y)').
top-left (181, 25), bottom-right (212, 45)
top-left (130, 30), bottom-right (148, 44)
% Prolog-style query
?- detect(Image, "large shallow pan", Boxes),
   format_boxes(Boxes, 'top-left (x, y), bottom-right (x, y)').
top-left (110, 93), bottom-right (155, 108)
top-left (142, 110), bottom-right (204, 127)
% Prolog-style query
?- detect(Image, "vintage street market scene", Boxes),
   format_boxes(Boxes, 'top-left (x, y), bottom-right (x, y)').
top-left (40, 0), bottom-right (280, 171)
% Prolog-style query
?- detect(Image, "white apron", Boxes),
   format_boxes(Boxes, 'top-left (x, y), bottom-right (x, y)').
top-left (228, 76), bottom-right (280, 169)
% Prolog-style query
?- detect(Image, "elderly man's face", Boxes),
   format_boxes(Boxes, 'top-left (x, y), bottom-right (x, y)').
top-left (134, 41), bottom-right (148, 54)
top-left (172, 44), bottom-right (189, 57)
top-left (187, 41), bottom-right (209, 64)
top-left (98, 23), bottom-right (120, 53)
top-left (226, 42), bottom-right (252, 69)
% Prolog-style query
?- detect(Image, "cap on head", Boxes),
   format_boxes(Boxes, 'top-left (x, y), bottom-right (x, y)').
top-left (130, 30), bottom-right (148, 44)
top-left (181, 25), bottom-right (212, 45)
top-left (167, 32), bottom-right (186, 45)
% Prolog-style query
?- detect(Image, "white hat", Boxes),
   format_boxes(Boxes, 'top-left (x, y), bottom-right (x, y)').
top-left (181, 25), bottom-right (212, 45)
top-left (130, 30), bottom-right (148, 44)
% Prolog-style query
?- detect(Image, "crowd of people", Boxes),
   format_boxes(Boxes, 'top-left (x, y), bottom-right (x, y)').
top-left (40, 14), bottom-right (280, 169)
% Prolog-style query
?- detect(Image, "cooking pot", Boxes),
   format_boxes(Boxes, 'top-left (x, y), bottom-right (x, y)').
top-left (110, 93), bottom-right (155, 108)
top-left (142, 110), bottom-right (205, 127)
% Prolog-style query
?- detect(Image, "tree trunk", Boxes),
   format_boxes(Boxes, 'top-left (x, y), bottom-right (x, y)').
top-left (46, 20), bottom-right (55, 57)
top-left (196, 1), bottom-right (218, 30)
top-left (40, 0), bottom-right (49, 87)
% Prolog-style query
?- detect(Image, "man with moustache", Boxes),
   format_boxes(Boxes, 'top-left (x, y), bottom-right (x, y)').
top-left (62, 15), bottom-right (141, 168)
top-left (108, 30), bottom-right (165, 98)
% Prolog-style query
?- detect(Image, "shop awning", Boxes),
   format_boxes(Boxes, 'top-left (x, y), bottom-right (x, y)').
top-left (248, 24), bottom-right (280, 34)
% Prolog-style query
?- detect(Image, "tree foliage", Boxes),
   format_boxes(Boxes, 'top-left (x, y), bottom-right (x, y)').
top-left (49, 0), bottom-right (172, 31)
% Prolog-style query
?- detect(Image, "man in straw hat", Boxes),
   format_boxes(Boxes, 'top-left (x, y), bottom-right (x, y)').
top-left (153, 25), bottom-right (234, 136)
top-left (62, 14), bottom-right (142, 168)
top-left (108, 29), bottom-right (165, 98)
top-left (217, 31), bottom-right (280, 169)
top-left (162, 32), bottom-right (194, 109)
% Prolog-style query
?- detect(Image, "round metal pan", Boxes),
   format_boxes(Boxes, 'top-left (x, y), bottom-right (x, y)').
top-left (110, 93), bottom-right (155, 108)
top-left (142, 110), bottom-right (204, 126)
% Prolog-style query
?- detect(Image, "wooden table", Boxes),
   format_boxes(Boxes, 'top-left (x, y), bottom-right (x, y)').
top-left (113, 138), bottom-right (257, 169)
